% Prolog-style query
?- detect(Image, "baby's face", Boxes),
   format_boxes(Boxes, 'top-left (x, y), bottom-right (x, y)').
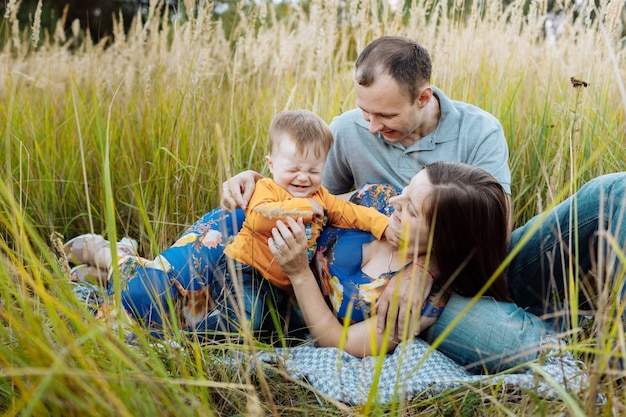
top-left (266, 133), bottom-right (326, 198)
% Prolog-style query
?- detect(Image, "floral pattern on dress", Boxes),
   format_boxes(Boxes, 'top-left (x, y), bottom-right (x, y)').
top-left (109, 208), bottom-right (245, 332)
top-left (201, 229), bottom-right (222, 248)
top-left (316, 183), bottom-right (402, 323)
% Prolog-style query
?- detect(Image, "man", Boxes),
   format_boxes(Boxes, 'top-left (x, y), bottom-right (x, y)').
top-left (323, 36), bottom-right (511, 201)
top-left (222, 36), bottom-right (514, 341)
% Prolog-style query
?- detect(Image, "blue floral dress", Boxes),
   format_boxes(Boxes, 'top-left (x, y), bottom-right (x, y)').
top-left (108, 208), bottom-right (246, 334)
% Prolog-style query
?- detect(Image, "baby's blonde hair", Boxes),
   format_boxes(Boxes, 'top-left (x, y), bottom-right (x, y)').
top-left (269, 110), bottom-right (334, 159)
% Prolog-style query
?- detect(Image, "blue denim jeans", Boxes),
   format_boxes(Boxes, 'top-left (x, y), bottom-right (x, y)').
top-left (426, 173), bottom-right (626, 372)
top-left (424, 293), bottom-right (550, 373)
top-left (507, 173), bottom-right (626, 327)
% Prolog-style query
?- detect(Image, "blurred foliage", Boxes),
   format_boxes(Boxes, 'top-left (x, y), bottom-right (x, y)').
top-left (1, 0), bottom-right (296, 44)
top-left (4, 0), bottom-right (609, 46)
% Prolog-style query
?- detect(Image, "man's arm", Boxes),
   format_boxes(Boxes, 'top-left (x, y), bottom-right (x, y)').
top-left (221, 170), bottom-right (264, 210)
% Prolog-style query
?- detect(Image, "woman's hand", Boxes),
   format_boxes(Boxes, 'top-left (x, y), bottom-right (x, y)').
top-left (221, 170), bottom-right (264, 210)
top-left (376, 262), bottom-right (435, 341)
top-left (268, 216), bottom-right (310, 283)
top-left (269, 216), bottom-right (402, 357)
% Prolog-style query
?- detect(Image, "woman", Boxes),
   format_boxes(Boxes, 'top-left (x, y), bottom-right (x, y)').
top-left (65, 162), bottom-right (550, 372)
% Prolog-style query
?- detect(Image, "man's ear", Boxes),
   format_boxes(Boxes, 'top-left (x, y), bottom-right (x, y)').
top-left (416, 86), bottom-right (433, 108)
top-left (264, 155), bottom-right (273, 173)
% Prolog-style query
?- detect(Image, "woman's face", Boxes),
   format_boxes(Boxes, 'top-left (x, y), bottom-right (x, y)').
top-left (388, 169), bottom-right (432, 254)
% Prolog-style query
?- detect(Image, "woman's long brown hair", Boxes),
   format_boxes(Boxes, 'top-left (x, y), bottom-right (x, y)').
top-left (423, 162), bottom-right (511, 301)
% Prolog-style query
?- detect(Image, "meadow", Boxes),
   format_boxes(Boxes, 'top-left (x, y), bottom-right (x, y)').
top-left (1, 0), bottom-right (626, 415)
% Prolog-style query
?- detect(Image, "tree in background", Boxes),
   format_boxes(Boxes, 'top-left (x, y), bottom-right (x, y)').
top-left (3, 1), bottom-right (620, 47)
top-left (1, 1), bottom-right (297, 45)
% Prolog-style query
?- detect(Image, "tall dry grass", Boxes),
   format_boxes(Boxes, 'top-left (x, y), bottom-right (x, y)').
top-left (1, 0), bottom-right (625, 414)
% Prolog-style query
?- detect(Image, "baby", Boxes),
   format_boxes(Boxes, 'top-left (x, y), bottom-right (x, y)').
top-left (211, 110), bottom-right (396, 339)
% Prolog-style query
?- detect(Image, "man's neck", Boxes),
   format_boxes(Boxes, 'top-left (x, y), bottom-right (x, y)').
top-left (402, 94), bottom-right (440, 148)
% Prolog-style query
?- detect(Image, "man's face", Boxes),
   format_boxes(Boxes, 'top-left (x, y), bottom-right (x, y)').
top-left (355, 73), bottom-right (423, 146)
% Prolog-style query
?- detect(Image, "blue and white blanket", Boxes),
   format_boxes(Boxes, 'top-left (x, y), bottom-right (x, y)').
top-left (256, 338), bottom-right (586, 405)
top-left (71, 282), bottom-right (587, 406)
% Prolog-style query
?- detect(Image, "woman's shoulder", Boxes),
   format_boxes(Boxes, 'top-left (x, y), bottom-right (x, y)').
top-left (350, 183), bottom-right (401, 216)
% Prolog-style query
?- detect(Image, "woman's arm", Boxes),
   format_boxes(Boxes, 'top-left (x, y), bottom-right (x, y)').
top-left (287, 262), bottom-right (397, 357)
top-left (270, 217), bottom-right (417, 357)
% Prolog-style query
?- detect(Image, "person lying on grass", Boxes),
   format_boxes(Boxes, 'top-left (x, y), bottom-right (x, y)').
top-left (65, 162), bottom-right (551, 371)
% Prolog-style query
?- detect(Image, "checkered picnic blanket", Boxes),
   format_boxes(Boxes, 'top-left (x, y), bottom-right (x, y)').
top-left (256, 338), bottom-right (587, 405)
top-left (71, 282), bottom-right (587, 405)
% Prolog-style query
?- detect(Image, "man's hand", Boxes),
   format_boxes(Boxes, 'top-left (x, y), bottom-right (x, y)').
top-left (221, 170), bottom-right (264, 210)
top-left (376, 263), bottom-right (434, 341)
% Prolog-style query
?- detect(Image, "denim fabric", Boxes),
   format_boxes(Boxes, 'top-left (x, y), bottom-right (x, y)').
top-left (507, 173), bottom-right (626, 328)
top-left (423, 293), bottom-right (550, 373)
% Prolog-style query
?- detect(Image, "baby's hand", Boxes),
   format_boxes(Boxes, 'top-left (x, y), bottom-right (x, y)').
top-left (383, 221), bottom-right (400, 247)
top-left (308, 199), bottom-right (324, 218)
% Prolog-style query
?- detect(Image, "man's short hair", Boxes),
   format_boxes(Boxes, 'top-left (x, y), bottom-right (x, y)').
top-left (355, 36), bottom-right (432, 103)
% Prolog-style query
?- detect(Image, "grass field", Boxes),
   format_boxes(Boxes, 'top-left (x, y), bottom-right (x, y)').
top-left (1, 0), bottom-right (626, 415)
